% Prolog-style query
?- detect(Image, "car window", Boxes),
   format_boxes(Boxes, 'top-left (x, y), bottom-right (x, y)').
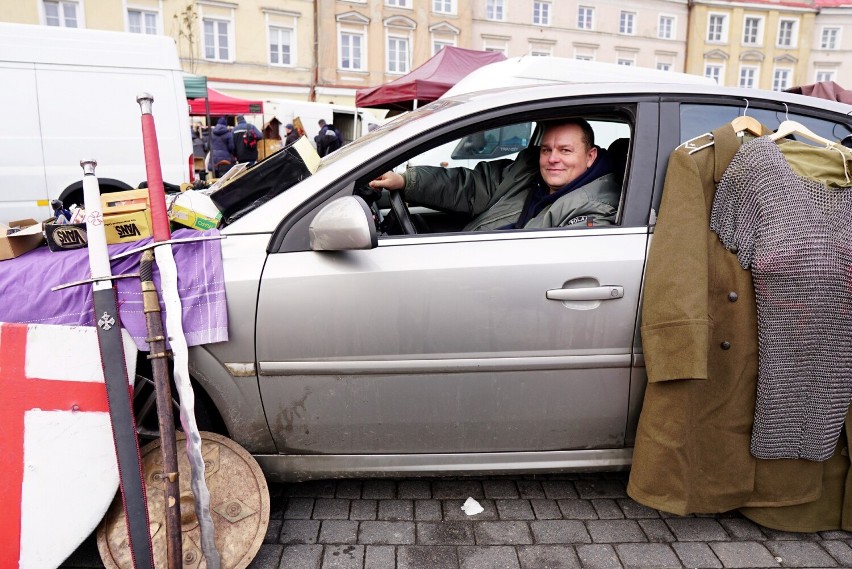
top-left (361, 115), bottom-right (633, 237)
top-left (680, 103), bottom-right (852, 145)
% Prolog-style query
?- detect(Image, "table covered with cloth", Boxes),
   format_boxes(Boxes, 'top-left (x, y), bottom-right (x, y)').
top-left (0, 228), bottom-right (228, 351)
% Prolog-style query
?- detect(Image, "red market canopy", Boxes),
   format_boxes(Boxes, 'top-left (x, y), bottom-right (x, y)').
top-left (188, 87), bottom-right (263, 116)
top-left (355, 46), bottom-right (507, 112)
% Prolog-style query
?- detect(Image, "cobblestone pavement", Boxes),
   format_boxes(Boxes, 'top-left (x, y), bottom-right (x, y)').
top-left (63, 472), bottom-right (852, 569)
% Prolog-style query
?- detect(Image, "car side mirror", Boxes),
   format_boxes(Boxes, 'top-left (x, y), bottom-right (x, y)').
top-left (309, 195), bottom-right (378, 251)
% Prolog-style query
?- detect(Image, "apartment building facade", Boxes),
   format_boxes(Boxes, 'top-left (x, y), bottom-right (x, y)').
top-left (1, 0), bottom-right (851, 106)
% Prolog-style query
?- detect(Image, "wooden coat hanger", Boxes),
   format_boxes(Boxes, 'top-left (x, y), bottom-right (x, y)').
top-left (768, 120), bottom-right (834, 146)
top-left (731, 99), bottom-right (762, 137)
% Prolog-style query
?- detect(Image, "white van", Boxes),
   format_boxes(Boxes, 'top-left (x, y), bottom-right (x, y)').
top-left (0, 22), bottom-right (194, 223)
top-left (260, 99), bottom-right (382, 148)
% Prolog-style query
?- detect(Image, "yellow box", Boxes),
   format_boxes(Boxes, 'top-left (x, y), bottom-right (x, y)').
top-left (101, 188), bottom-right (150, 215)
top-left (103, 210), bottom-right (152, 244)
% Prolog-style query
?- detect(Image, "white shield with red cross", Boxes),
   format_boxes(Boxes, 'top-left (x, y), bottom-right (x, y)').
top-left (0, 322), bottom-right (137, 569)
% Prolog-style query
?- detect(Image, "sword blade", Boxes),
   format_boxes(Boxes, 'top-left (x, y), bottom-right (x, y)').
top-left (81, 161), bottom-right (154, 569)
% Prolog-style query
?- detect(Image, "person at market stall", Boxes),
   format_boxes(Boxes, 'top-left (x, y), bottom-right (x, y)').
top-left (232, 115), bottom-right (262, 165)
top-left (368, 118), bottom-right (620, 231)
top-left (208, 116), bottom-right (235, 177)
top-left (284, 123), bottom-right (299, 146)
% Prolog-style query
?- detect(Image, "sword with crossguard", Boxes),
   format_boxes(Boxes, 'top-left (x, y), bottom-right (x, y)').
top-left (136, 93), bottom-right (221, 569)
top-left (80, 160), bottom-right (155, 569)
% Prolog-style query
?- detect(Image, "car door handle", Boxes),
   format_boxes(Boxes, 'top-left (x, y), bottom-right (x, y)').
top-left (546, 286), bottom-right (624, 301)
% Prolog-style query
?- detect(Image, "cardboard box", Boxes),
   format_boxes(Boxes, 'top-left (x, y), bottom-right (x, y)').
top-left (103, 210), bottom-right (152, 244)
top-left (101, 188), bottom-right (150, 215)
top-left (0, 219), bottom-right (45, 260)
top-left (44, 222), bottom-right (88, 251)
top-left (167, 191), bottom-right (222, 231)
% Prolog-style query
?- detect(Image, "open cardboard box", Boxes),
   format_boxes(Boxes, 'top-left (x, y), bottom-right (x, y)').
top-left (0, 219), bottom-right (45, 261)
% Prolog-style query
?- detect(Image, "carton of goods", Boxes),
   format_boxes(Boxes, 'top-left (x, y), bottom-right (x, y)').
top-left (0, 219), bottom-right (45, 260)
top-left (101, 188), bottom-right (150, 215)
top-left (103, 210), bottom-right (153, 244)
top-left (167, 191), bottom-right (222, 231)
top-left (44, 222), bottom-right (88, 251)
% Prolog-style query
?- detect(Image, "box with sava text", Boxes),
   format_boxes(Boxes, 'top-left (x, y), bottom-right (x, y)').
top-left (103, 209), bottom-right (153, 244)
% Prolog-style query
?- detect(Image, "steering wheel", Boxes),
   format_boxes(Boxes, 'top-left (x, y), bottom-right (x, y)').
top-left (389, 190), bottom-right (417, 235)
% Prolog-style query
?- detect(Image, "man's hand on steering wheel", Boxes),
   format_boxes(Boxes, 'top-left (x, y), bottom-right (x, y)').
top-left (369, 171), bottom-right (417, 235)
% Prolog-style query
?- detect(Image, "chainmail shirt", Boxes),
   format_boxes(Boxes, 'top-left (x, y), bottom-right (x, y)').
top-left (710, 136), bottom-right (852, 461)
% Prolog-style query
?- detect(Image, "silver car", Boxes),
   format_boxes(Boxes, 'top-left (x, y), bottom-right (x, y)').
top-left (146, 83), bottom-right (852, 482)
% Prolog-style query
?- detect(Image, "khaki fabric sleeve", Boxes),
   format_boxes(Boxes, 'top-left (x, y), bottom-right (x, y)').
top-left (641, 147), bottom-right (712, 382)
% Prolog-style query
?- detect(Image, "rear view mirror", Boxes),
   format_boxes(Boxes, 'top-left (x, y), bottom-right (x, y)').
top-left (309, 196), bottom-right (378, 251)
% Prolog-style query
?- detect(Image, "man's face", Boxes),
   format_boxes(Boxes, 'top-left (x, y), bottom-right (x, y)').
top-left (539, 124), bottom-right (597, 193)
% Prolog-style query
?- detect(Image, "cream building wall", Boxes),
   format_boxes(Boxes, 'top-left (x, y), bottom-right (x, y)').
top-left (810, 4), bottom-right (852, 86)
top-left (470, 0), bottom-right (690, 72)
top-left (686, 1), bottom-right (817, 90)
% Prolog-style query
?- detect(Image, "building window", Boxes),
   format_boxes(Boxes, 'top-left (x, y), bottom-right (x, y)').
top-left (386, 0), bottom-right (411, 6)
top-left (530, 45), bottom-right (552, 57)
top-left (269, 26), bottom-right (292, 66)
top-left (743, 16), bottom-right (762, 45)
top-left (619, 11), bottom-right (635, 35)
top-left (483, 39), bottom-right (508, 55)
top-left (707, 13), bottom-right (727, 43)
top-left (777, 19), bottom-right (797, 48)
top-left (658, 15), bottom-right (674, 40)
top-left (816, 69), bottom-right (835, 82)
top-left (617, 57), bottom-right (635, 66)
top-left (387, 36), bottom-right (410, 73)
top-left (486, 0), bottom-right (505, 21)
top-left (578, 6), bottom-right (593, 30)
top-left (340, 32), bottom-right (364, 70)
top-left (433, 0), bottom-right (455, 14)
top-left (739, 66), bottom-right (758, 88)
top-left (44, 0), bottom-right (78, 27)
top-left (575, 54), bottom-right (594, 61)
top-left (820, 27), bottom-right (839, 50)
top-left (657, 62), bottom-right (671, 71)
top-left (705, 63), bottom-right (723, 84)
top-left (203, 19), bottom-right (230, 61)
top-left (533, 2), bottom-right (551, 26)
top-left (433, 39), bottom-right (455, 54)
top-left (128, 9), bottom-right (158, 34)
top-left (772, 68), bottom-right (791, 91)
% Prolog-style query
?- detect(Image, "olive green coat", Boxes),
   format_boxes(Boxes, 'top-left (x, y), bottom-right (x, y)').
top-left (628, 123), bottom-right (851, 530)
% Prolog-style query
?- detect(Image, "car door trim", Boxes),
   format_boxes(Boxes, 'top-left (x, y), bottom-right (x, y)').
top-left (258, 354), bottom-right (631, 376)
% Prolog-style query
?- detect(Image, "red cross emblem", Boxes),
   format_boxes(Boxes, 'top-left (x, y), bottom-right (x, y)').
top-left (0, 322), bottom-right (112, 568)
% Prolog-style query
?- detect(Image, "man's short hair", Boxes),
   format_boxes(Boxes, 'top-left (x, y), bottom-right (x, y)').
top-left (318, 119), bottom-right (327, 127)
top-left (542, 118), bottom-right (595, 150)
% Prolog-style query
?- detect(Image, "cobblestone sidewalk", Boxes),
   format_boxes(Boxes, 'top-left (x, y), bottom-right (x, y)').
top-left (63, 472), bottom-right (852, 569)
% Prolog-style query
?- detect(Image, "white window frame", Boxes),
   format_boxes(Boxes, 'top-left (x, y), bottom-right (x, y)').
top-left (772, 67), bottom-right (792, 91)
top-left (486, 0), bottom-right (505, 21)
top-left (386, 34), bottom-right (410, 74)
top-left (533, 1), bottom-right (551, 26)
top-left (777, 18), bottom-right (798, 48)
top-left (268, 25), bottom-right (294, 67)
top-left (815, 69), bottom-right (836, 82)
top-left (619, 11), bottom-right (636, 35)
top-left (203, 18), bottom-right (232, 62)
top-left (705, 63), bottom-right (724, 85)
top-left (433, 38), bottom-right (456, 55)
top-left (656, 61), bottom-right (672, 71)
top-left (658, 15), bottom-right (675, 40)
top-left (575, 54), bottom-right (594, 61)
top-left (820, 26), bottom-right (840, 50)
top-left (742, 15), bottom-right (763, 46)
top-left (707, 13), bottom-right (728, 43)
top-left (578, 6), bottom-right (594, 30)
top-left (386, 0), bottom-right (411, 7)
top-left (529, 44), bottom-right (552, 57)
top-left (738, 65), bottom-right (758, 88)
top-left (127, 8), bottom-right (159, 35)
top-left (43, 0), bottom-right (80, 27)
top-left (339, 30), bottom-right (366, 71)
top-left (433, 0), bottom-right (456, 15)
top-left (482, 38), bottom-right (508, 55)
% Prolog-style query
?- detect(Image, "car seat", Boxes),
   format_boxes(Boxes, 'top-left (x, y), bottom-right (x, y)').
top-left (607, 137), bottom-right (630, 188)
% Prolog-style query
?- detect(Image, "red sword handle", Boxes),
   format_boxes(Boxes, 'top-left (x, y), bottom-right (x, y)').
top-left (136, 93), bottom-right (171, 242)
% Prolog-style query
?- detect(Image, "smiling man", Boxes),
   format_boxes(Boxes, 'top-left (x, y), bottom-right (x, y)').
top-left (369, 118), bottom-right (621, 231)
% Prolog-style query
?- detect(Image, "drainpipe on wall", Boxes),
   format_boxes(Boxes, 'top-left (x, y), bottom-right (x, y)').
top-left (309, 0), bottom-right (319, 102)
top-left (684, 0), bottom-right (693, 75)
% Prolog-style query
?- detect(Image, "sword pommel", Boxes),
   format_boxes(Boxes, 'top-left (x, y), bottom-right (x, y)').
top-left (136, 92), bottom-right (154, 114)
top-left (80, 160), bottom-right (98, 175)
